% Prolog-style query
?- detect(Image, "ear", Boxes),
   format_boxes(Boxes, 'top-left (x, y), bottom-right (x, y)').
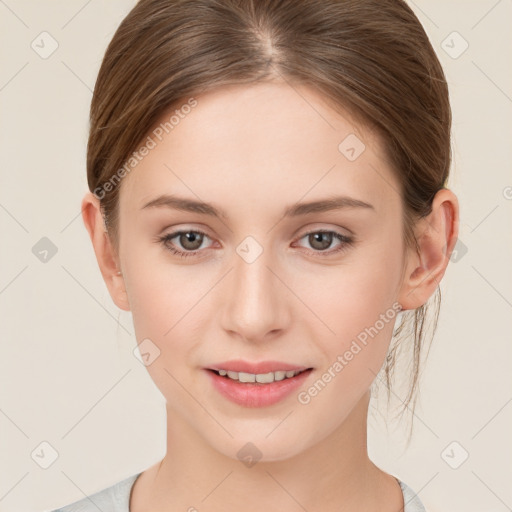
top-left (397, 188), bottom-right (459, 311)
top-left (81, 192), bottom-right (131, 311)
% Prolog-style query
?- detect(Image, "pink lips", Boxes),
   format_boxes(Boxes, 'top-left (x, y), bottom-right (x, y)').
top-left (204, 360), bottom-right (313, 408)
top-left (207, 359), bottom-right (311, 374)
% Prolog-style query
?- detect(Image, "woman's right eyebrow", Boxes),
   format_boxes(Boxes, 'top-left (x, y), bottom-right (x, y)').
top-left (140, 194), bottom-right (376, 220)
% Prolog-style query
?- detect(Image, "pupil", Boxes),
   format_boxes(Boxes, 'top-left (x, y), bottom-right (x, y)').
top-left (311, 232), bottom-right (331, 250)
top-left (182, 232), bottom-right (202, 249)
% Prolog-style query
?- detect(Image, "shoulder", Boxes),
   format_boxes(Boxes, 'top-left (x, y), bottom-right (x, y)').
top-left (47, 472), bottom-right (142, 512)
top-left (397, 479), bottom-right (427, 512)
top-left (48, 473), bottom-right (423, 512)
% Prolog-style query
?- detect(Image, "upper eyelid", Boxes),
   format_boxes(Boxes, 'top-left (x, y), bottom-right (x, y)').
top-left (163, 221), bottom-right (352, 236)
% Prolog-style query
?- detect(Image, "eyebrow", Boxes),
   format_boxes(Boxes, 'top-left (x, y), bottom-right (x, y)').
top-left (141, 194), bottom-right (375, 219)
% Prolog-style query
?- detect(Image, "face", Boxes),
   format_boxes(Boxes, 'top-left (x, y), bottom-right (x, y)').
top-left (116, 81), bottom-right (407, 461)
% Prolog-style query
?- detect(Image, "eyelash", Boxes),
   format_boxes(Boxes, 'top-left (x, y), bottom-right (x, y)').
top-left (156, 229), bottom-right (354, 259)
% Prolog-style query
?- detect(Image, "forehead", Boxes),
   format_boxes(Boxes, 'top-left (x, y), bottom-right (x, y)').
top-left (119, 81), bottom-right (399, 217)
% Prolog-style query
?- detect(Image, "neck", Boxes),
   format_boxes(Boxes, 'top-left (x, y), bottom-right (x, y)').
top-left (131, 391), bottom-right (402, 512)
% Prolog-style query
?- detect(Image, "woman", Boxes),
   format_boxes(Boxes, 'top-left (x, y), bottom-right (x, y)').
top-left (52, 0), bottom-right (459, 510)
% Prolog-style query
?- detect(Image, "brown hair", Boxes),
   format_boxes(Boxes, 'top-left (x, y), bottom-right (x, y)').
top-left (87, 0), bottom-right (451, 428)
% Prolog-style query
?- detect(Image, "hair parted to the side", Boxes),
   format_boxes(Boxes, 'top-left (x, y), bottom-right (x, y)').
top-left (87, 0), bottom-right (451, 431)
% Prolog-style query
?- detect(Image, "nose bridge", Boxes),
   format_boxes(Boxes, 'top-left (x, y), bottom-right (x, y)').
top-left (220, 237), bottom-right (287, 341)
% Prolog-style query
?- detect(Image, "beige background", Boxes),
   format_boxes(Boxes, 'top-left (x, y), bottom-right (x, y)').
top-left (0, 1), bottom-right (511, 511)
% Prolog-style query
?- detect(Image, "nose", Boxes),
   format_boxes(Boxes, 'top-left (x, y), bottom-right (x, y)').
top-left (220, 241), bottom-right (290, 343)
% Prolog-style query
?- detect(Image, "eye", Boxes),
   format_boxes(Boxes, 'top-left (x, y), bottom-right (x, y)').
top-left (156, 228), bottom-right (354, 259)
top-left (157, 229), bottom-right (212, 258)
top-left (294, 230), bottom-right (354, 256)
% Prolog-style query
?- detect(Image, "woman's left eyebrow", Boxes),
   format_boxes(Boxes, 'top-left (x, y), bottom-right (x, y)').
top-left (140, 194), bottom-right (376, 220)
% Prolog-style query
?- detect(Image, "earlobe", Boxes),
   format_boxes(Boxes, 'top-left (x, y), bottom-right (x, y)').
top-left (398, 188), bottom-right (459, 311)
top-left (81, 192), bottom-right (131, 312)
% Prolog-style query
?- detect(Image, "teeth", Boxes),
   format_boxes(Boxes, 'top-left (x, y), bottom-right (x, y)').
top-left (215, 369), bottom-right (306, 383)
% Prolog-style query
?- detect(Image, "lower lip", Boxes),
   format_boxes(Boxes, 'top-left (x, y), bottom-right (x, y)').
top-left (205, 369), bottom-right (313, 408)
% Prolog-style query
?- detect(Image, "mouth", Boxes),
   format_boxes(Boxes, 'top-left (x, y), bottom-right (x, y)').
top-left (206, 367), bottom-right (314, 385)
top-left (205, 366), bottom-right (314, 407)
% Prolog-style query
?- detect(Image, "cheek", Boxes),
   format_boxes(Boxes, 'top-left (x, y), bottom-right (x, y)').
top-left (298, 270), bottom-right (401, 415)
top-left (121, 233), bottom-right (197, 329)
top-left (125, 266), bottom-right (206, 398)
top-left (127, 267), bottom-right (203, 338)
top-left (123, 245), bottom-right (218, 371)
top-left (318, 254), bottom-right (399, 316)
top-left (302, 242), bottom-right (402, 371)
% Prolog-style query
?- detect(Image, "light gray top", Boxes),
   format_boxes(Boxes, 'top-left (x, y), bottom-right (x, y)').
top-left (48, 472), bottom-right (426, 511)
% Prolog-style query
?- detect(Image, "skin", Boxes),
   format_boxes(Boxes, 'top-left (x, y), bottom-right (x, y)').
top-left (82, 81), bottom-right (459, 512)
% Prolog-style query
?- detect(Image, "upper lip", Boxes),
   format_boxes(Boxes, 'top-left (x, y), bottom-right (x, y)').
top-left (206, 360), bottom-right (312, 374)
